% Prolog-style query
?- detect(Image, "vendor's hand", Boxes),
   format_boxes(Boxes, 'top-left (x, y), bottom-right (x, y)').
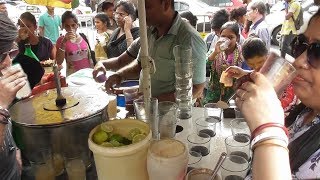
top-left (0, 67), bottom-right (27, 108)
top-left (105, 74), bottom-right (122, 93)
top-left (92, 62), bottom-right (107, 82)
top-left (225, 66), bottom-right (250, 79)
top-left (124, 16), bottom-right (133, 32)
top-left (235, 72), bottom-right (284, 132)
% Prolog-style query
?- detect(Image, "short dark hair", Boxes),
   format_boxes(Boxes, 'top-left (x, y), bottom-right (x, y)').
top-left (61, 11), bottom-right (78, 24)
top-left (180, 11), bottom-right (198, 27)
top-left (95, 13), bottom-right (111, 27)
top-left (250, 1), bottom-right (267, 16)
top-left (19, 12), bottom-right (37, 26)
top-left (230, 6), bottom-right (247, 21)
top-left (242, 37), bottom-right (268, 60)
top-left (115, 0), bottom-right (136, 21)
top-left (101, 1), bottom-right (114, 12)
top-left (210, 9), bottom-right (229, 30)
top-left (220, 21), bottom-right (240, 38)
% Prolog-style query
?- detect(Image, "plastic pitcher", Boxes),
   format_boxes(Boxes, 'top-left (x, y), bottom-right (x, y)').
top-left (88, 119), bottom-right (151, 180)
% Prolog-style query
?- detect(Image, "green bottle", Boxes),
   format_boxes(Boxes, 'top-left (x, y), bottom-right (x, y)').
top-left (24, 44), bottom-right (39, 62)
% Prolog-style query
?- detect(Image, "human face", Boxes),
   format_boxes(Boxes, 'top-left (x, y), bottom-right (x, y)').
top-left (292, 16), bottom-right (320, 109)
top-left (220, 28), bottom-right (238, 52)
top-left (105, 7), bottom-right (114, 18)
top-left (95, 18), bottom-right (106, 31)
top-left (246, 55), bottom-right (266, 71)
top-left (246, 4), bottom-right (257, 22)
top-left (63, 18), bottom-right (78, 32)
top-left (0, 4), bottom-right (7, 14)
top-left (114, 5), bottom-right (128, 28)
top-left (19, 18), bottom-right (37, 37)
top-left (46, 6), bottom-right (54, 14)
top-left (145, 0), bottom-right (165, 26)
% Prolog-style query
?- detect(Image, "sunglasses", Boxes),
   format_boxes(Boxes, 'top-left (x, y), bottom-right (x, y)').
top-left (291, 34), bottom-right (320, 68)
top-left (0, 49), bottom-right (19, 63)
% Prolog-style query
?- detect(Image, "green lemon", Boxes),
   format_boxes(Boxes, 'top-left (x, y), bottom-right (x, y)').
top-left (110, 139), bottom-right (121, 147)
top-left (100, 142), bottom-right (113, 147)
top-left (132, 134), bottom-right (146, 144)
top-left (92, 130), bottom-right (108, 145)
top-left (110, 134), bottom-right (124, 143)
top-left (128, 128), bottom-right (142, 140)
top-left (100, 123), bottom-right (113, 133)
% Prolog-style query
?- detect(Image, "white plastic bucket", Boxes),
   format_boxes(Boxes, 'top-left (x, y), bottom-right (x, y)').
top-left (88, 119), bottom-right (152, 180)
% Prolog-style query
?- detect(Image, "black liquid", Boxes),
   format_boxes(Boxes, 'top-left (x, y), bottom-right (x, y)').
top-left (233, 133), bottom-right (250, 143)
top-left (190, 146), bottom-right (209, 156)
top-left (176, 125), bottom-right (184, 133)
top-left (205, 117), bottom-right (221, 123)
top-left (230, 151), bottom-right (250, 161)
top-left (225, 175), bottom-right (244, 180)
top-left (199, 129), bottom-right (216, 137)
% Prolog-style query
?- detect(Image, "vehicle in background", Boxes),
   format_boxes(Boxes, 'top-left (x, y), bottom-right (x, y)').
top-left (174, 0), bottom-right (220, 32)
top-left (266, 0), bottom-right (318, 45)
top-left (214, 0), bottom-right (244, 12)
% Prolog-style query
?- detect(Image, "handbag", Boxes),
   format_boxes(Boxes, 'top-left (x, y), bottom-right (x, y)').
top-left (79, 33), bottom-right (97, 66)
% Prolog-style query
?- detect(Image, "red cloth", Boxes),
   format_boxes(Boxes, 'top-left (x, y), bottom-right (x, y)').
top-left (280, 83), bottom-right (298, 113)
top-left (31, 73), bottom-right (67, 95)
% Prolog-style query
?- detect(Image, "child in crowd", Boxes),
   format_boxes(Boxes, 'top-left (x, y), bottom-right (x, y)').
top-left (56, 11), bottom-right (93, 75)
top-left (205, 22), bottom-right (244, 103)
top-left (226, 37), bottom-right (298, 113)
top-left (94, 13), bottom-right (111, 60)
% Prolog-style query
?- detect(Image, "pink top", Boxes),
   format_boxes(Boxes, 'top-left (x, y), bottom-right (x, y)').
top-left (57, 36), bottom-right (91, 74)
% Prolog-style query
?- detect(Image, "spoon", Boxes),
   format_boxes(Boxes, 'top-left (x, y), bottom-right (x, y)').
top-left (209, 152), bottom-right (227, 180)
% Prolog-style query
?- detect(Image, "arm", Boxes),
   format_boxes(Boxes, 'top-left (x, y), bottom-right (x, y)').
top-left (50, 45), bottom-right (56, 60)
top-left (285, 3), bottom-right (298, 20)
top-left (55, 37), bottom-right (66, 65)
top-left (235, 72), bottom-right (291, 180)
top-left (124, 16), bottom-right (134, 47)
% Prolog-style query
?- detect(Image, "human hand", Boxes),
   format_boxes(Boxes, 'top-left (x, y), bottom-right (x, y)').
top-left (63, 30), bottom-right (77, 43)
top-left (124, 16), bottom-right (133, 32)
top-left (235, 72), bottom-right (284, 132)
top-left (225, 66), bottom-right (250, 79)
top-left (92, 62), bottom-right (107, 82)
top-left (105, 74), bottom-right (122, 93)
top-left (0, 67), bottom-right (27, 108)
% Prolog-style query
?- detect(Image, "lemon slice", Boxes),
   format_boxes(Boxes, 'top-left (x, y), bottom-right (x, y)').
top-left (100, 142), bottom-right (113, 147)
top-left (128, 128), bottom-right (142, 140)
top-left (132, 134), bottom-right (146, 144)
top-left (92, 130), bottom-right (108, 145)
top-left (100, 123), bottom-right (114, 133)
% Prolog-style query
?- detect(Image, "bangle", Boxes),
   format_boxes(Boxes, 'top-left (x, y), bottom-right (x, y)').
top-left (250, 131), bottom-right (288, 150)
top-left (252, 139), bottom-right (289, 152)
top-left (59, 47), bottom-right (65, 52)
top-left (251, 123), bottom-right (288, 141)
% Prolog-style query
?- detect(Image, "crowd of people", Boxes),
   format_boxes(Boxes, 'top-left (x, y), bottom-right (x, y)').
top-left (0, 0), bottom-right (320, 179)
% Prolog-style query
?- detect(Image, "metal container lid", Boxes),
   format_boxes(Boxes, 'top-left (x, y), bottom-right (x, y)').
top-left (9, 87), bottom-right (109, 127)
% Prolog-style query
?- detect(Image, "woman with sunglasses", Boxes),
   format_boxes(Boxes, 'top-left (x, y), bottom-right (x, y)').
top-left (233, 9), bottom-right (320, 179)
top-left (105, 0), bottom-right (139, 58)
top-left (0, 13), bottom-right (27, 180)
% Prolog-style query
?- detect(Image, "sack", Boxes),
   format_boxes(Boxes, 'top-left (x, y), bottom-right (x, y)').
top-left (292, 3), bottom-right (303, 30)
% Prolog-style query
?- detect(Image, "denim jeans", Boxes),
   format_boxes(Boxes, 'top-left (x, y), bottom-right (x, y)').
top-left (280, 32), bottom-right (295, 58)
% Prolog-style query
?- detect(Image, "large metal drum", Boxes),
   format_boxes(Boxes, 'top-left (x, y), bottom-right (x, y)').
top-left (9, 87), bottom-right (109, 168)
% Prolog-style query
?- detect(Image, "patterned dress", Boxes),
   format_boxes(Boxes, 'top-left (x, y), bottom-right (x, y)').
top-left (204, 44), bottom-right (243, 103)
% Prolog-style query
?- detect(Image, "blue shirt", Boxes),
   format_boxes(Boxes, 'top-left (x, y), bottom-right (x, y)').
top-left (38, 12), bottom-right (61, 44)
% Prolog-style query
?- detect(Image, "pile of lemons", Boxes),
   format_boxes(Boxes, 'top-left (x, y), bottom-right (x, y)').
top-left (92, 122), bottom-right (147, 147)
